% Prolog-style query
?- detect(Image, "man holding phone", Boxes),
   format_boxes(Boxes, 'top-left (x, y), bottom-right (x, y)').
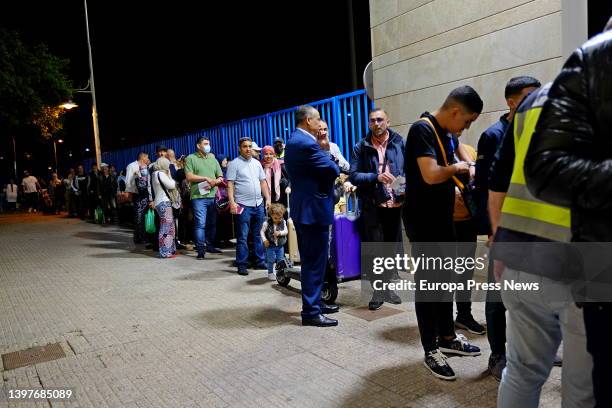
top-left (227, 137), bottom-right (271, 276)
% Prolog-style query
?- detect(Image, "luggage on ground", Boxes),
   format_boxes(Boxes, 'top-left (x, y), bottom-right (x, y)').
top-left (331, 192), bottom-right (361, 280)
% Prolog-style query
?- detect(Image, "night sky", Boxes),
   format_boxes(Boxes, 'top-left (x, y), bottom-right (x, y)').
top-left (0, 1), bottom-right (371, 174)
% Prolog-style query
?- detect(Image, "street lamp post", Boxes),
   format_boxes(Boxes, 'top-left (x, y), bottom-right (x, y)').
top-left (52, 139), bottom-right (64, 173)
top-left (84, 0), bottom-right (102, 167)
top-left (12, 135), bottom-right (18, 180)
top-left (53, 140), bottom-right (58, 172)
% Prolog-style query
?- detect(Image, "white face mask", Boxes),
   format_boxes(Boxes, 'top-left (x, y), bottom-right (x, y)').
top-left (204, 145), bottom-right (211, 154)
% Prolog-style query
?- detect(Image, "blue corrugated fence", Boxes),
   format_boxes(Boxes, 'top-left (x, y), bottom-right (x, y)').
top-left (84, 90), bottom-right (373, 172)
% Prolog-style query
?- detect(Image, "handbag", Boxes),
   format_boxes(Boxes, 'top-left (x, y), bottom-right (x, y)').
top-left (116, 191), bottom-right (132, 204)
top-left (145, 209), bottom-right (156, 234)
top-left (215, 179), bottom-right (230, 212)
top-left (216, 198), bottom-right (230, 212)
top-left (417, 117), bottom-right (477, 218)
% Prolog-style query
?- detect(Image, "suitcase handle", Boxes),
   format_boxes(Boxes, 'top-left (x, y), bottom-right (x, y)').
top-left (343, 192), bottom-right (359, 218)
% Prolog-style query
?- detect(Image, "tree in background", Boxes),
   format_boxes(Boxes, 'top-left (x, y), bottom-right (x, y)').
top-left (31, 106), bottom-right (65, 140)
top-left (0, 29), bottom-right (73, 177)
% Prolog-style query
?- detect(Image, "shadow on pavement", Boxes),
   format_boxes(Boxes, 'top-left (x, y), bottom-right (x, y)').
top-left (338, 362), bottom-right (496, 408)
top-left (189, 306), bottom-right (300, 329)
top-left (88, 250), bottom-right (159, 259)
top-left (272, 283), bottom-right (302, 298)
top-left (74, 231), bottom-right (130, 242)
top-left (379, 325), bottom-right (422, 344)
top-left (177, 270), bottom-right (237, 280)
top-left (246, 277), bottom-right (271, 285)
top-left (85, 242), bottom-right (133, 250)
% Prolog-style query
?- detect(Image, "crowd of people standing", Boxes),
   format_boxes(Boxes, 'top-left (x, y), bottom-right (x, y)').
top-left (2, 20), bottom-right (610, 408)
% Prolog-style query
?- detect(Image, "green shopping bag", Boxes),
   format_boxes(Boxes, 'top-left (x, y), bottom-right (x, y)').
top-left (95, 206), bottom-right (105, 224)
top-left (145, 208), bottom-right (156, 234)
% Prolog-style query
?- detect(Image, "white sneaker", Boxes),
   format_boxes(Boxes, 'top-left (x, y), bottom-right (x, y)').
top-left (268, 272), bottom-right (276, 281)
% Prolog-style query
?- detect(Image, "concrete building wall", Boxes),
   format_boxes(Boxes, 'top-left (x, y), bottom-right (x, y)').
top-left (369, 0), bottom-right (587, 147)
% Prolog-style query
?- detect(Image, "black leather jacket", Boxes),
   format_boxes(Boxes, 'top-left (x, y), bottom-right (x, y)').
top-left (525, 30), bottom-right (612, 242)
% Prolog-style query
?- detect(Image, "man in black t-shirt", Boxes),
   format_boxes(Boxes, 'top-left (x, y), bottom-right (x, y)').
top-left (403, 85), bottom-right (483, 381)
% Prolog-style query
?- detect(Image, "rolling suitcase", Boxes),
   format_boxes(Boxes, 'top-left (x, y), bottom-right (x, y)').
top-left (286, 192), bottom-right (300, 263)
top-left (332, 192), bottom-right (361, 281)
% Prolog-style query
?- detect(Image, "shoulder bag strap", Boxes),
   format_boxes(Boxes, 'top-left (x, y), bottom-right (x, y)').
top-left (416, 117), bottom-right (465, 190)
top-left (157, 172), bottom-right (175, 206)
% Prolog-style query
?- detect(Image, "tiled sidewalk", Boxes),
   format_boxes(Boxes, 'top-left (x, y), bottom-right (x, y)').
top-left (0, 214), bottom-right (561, 407)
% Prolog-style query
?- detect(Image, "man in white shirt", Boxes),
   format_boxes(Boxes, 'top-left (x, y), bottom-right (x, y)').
top-left (125, 152), bottom-right (149, 194)
top-left (227, 137), bottom-right (271, 275)
top-left (125, 152), bottom-right (151, 243)
top-left (21, 171), bottom-right (39, 213)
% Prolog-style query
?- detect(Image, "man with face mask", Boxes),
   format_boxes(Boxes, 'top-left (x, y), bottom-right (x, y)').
top-left (184, 136), bottom-right (224, 260)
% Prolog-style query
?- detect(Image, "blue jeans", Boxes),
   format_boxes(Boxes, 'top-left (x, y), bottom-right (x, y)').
top-left (266, 246), bottom-right (285, 274)
top-left (235, 203), bottom-right (265, 268)
top-left (191, 198), bottom-right (217, 253)
top-left (498, 267), bottom-right (594, 408)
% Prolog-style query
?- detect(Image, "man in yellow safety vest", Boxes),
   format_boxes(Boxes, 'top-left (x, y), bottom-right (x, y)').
top-left (488, 83), bottom-right (594, 408)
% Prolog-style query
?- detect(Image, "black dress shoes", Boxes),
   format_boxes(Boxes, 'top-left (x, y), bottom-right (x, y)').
top-left (321, 304), bottom-right (340, 314)
top-left (302, 314), bottom-right (338, 327)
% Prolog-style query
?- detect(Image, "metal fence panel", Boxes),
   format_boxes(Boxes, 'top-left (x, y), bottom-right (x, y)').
top-left (83, 90), bottom-right (372, 172)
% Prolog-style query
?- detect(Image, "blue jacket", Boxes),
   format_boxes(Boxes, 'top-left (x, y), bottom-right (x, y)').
top-left (349, 129), bottom-right (405, 202)
top-left (285, 128), bottom-right (340, 226)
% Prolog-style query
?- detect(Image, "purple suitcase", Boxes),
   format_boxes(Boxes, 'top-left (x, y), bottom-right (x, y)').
top-left (332, 193), bottom-right (361, 281)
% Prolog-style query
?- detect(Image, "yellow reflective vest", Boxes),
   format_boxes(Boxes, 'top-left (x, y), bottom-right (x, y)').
top-left (499, 85), bottom-right (571, 242)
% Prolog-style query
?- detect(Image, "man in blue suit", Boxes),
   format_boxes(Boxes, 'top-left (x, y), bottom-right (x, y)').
top-left (285, 105), bottom-right (341, 327)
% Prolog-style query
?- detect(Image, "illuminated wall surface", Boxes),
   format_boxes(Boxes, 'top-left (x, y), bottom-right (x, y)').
top-left (369, 0), bottom-right (587, 147)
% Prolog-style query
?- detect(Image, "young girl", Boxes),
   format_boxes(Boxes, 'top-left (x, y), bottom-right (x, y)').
top-left (260, 203), bottom-right (288, 280)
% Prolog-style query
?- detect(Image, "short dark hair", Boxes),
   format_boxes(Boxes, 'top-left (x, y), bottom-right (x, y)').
top-left (136, 151), bottom-right (148, 161)
top-left (295, 105), bottom-right (317, 126)
top-left (369, 108), bottom-right (388, 116)
top-left (443, 85), bottom-right (483, 114)
top-left (238, 137), bottom-right (252, 146)
top-left (504, 76), bottom-right (541, 99)
top-left (196, 136), bottom-right (209, 146)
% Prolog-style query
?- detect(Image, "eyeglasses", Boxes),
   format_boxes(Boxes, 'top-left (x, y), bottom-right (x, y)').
top-left (369, 118), bottom-right (385, 124)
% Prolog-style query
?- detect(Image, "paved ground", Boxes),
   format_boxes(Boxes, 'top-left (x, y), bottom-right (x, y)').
top-left (0, 213), bottom-right (562, 408)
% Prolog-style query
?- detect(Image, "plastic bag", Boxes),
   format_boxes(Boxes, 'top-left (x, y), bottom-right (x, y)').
top-left (95, 206), bottom-right (105, 224)
top-left (145, 208), bottom-right (156, 233)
